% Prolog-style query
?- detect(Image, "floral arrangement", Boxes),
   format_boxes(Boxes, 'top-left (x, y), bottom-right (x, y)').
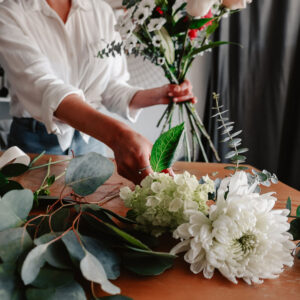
top-left (0, 95), bottom-right (298, 298)
top-left (98, 0), bottom-right (252, 161)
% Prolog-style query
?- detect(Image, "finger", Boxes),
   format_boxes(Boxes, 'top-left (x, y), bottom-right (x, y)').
top-left (173, 94), bottom-right (194, 103)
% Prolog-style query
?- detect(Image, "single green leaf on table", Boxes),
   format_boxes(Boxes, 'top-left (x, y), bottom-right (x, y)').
top-left (26, 281), bottom-right (86, 300)
top-left (150, 123), bottom-right (185, 172)
top-left (0, 189), bottom-right (33, 231)
top-left (0, 227), bottom-right (32, 262)
top-left (286, 197), bottom-right (292, 217)
top-left (65, 152), bottom-right (114, 196)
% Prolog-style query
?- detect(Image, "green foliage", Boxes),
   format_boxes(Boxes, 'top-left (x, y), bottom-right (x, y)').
top-left (150, 123), bottom-right (184, 172)
top-left (0, 189), bottom-right (33, 231)
top-left (0, 227), bottom-right (32, 262)
top-left (96, 296), bottom-right (133, 300)
top-left (0, 163), bottom-right (29, 177)
top-left (0, 180), bottom-right (23, 197)
top-left (65, 152), bottom-right (114, 196)
top-left (286, 197), bottom-right (300, 244)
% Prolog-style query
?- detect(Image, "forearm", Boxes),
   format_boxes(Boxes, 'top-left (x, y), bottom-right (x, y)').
top-left (54, 94), bottom-right (129, 149)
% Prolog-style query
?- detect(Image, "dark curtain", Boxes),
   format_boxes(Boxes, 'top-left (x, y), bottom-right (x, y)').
top-left (204, 0), bottom-right (300, 190)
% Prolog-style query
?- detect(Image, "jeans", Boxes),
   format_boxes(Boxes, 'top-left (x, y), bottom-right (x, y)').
top-left (8, 117), bottom-right (106, 155)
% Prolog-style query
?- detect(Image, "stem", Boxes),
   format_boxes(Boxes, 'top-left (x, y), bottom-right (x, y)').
top-left (156, 105), bottom-right (169, 128)
top-left (185, 102), bottom-right (220, 161)
top-left (178, 28), bottom-right (189, 80)
top-left (29, 151), bottom-right (46, 167)
top-left (179, 104), bottom-right (191, 161)
top-left (29, 158), bottom-right (71, 170)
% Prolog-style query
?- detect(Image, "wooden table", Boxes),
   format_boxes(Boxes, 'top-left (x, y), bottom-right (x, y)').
top-left (16, 154), bottom-right (300, 300)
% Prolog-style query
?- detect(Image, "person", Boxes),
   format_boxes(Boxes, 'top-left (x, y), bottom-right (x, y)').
top-left (0, 0), bottom-right (196, 184)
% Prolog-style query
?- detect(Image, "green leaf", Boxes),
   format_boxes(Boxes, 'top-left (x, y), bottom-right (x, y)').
top-left (231, 155), bottom-right (246, 163)
top-left (81, 235), bottom-right (121, 280)
top-left (100, 207), bottom-right (136, 225)
top-left (0, 163), bottom-right (29, 177)
top-left (0, 180), bottom-right (23, 197)
top-left (189, 18), bottom-right (213, 29)
top-left (237, 148), bottom-right (249, 154)
top-left (224, 166), bottom-right (236, 171)
top-left (0, 189), bottom-right (33, 231)
top-left (150, 123), bottom-right (184, 172)
top-left (0, 172), bottom-right (8, 187)
top-left (47, 175), bottom-right (56, 186)
top-left (21, 243), bottom-right (50, 285)
top-left (286, 197), bottom-right (292, 216)
top-left (80, 250), bottom-right (120, 295)
top-left (31, 267), bottom-right (74, 289)
top-left (104, 222), bottom-right (150, 251)
top-left (97, 296), bottom-right (133, 300)
top-left (122, 250), bottom-right (174, 276)
top-left (289, 218), bottom-right (300, 240)
top-left (297, 206), bottom-right (300, 218)
top-left (237, 166), bottom-right (248, 170)
top-left (26, 281), bottom-right (86, 300)
top-left (157, 27), bottom-right (175, 64)
top-left (0, 227), bottom-right (32, 262)
top-left (225, 151), bottom-right (236, 159)
top-left (61, 231), bottom-right (85, 265)
top-left (206, 19), bottom-right (219, 35)
top-left (65, 152), bottom-right (114, 196)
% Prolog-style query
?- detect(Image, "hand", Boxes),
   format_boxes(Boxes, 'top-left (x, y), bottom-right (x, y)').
top-left (129, 79), bottom-right (197, 110)
top-left (159, 79), bottom-right (197, 105)
top-left (112, 126), bottom-right (154, 184)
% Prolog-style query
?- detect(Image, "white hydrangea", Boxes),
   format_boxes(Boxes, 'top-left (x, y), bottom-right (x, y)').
top-left (171, 171), bottom-right (295, 284)
top-left (147, 18), bottom-right (166, 32)
top-left (120, 172), bottom-right (214, 237)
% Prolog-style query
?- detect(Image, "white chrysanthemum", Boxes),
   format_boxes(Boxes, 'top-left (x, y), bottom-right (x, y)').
top-left (133, 6), bottom-right (151, 25)
top-left (120, 172), bottom-right (214, 237)
top-left (147, 18), bottom-right (166, 32)
top-left (152, 35), bottom-right (161, 47)
top-left (171, 171), bottom-right (295, 284)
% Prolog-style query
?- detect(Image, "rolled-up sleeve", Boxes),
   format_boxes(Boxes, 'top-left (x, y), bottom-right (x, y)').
top-left (0, 9), bottom-right (84, 135)
top-left (100, 8), bottom-right (143, 123)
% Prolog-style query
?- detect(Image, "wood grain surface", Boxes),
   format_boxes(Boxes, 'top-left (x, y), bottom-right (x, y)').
top-left (13, 154), bottom-right (300, 300)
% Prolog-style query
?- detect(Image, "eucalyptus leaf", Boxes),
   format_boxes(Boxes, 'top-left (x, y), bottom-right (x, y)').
top-left (81, 235), bottom-right (121, 280)
top-left (65, 152), bottom-right (114, 196)
top-left (61, 231), bottom-right (85, 265)
top-left (297, 206), bottom-right (300, 218)
top-left (26, 281), bottom-right (86, 300)
top-left (21, 243), bottom-right (49, 285)
top-left (0, 163), bottom-right (29, 177)
top-left (31, 267), bottom-right (74, 289)
top-left (224, 166), bottom-right (236, 171)
top-left (0, 172), bottom-right (8, 187)
top-left (100, 207), bottom-right (136, 225)
top-left (150, 123), bottom-right (184, 172)
top-left (225, 151), bottom-right (236, 159)
top-left (0, 227), bottom-right (32, 262)
top-left (0, 189), bottom-right (33, 231)
top-left (80, 250), bottom-right (120, 295)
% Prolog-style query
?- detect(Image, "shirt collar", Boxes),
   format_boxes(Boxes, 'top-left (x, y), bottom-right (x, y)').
top-left (25, 0), bottom-right (92, 11)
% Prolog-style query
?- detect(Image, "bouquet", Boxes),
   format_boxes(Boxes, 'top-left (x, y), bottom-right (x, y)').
top-left (99, 0), bottom-right (252, 162)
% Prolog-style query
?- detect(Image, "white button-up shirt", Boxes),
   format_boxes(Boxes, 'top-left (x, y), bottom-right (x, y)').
top-left (0, 0), bottom-right (141, 151)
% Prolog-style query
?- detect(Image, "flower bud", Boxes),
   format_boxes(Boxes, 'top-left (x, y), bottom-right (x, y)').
top-left (222, 0), bottom-right (252, 10)
top-left (186, 0), bottom-right (216, 17)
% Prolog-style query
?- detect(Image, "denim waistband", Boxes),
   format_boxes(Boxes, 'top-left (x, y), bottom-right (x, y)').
top-left (12, 117), bottom-right (46, 133)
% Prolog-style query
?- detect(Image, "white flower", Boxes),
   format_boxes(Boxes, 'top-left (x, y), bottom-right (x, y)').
top-left (133, 6), bottom-right (151, 25)
top-left (115, 13), bottom-right (136, 39)
top-left (124, 35), bottom-right (138, 54)
top-left (152, 35), bottom-right (161, 47)
top-left (186, 0), bottom-right (217, 17)
top-left (147, 18), bottom-right (166, 32)
top-left (157, 57), bottom-right (165, 65)
top-left (120, 172), bottom-right (213, 237)
top-left (222, 0), bottom-right (252, 10)
top-left (171, 171), bottom-right (295, 284)
top-left (139, 0), bottom-right (156, 11)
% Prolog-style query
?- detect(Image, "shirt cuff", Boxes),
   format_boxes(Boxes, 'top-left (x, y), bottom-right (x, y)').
top-left (41, 81), bottom-right (85, 135)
